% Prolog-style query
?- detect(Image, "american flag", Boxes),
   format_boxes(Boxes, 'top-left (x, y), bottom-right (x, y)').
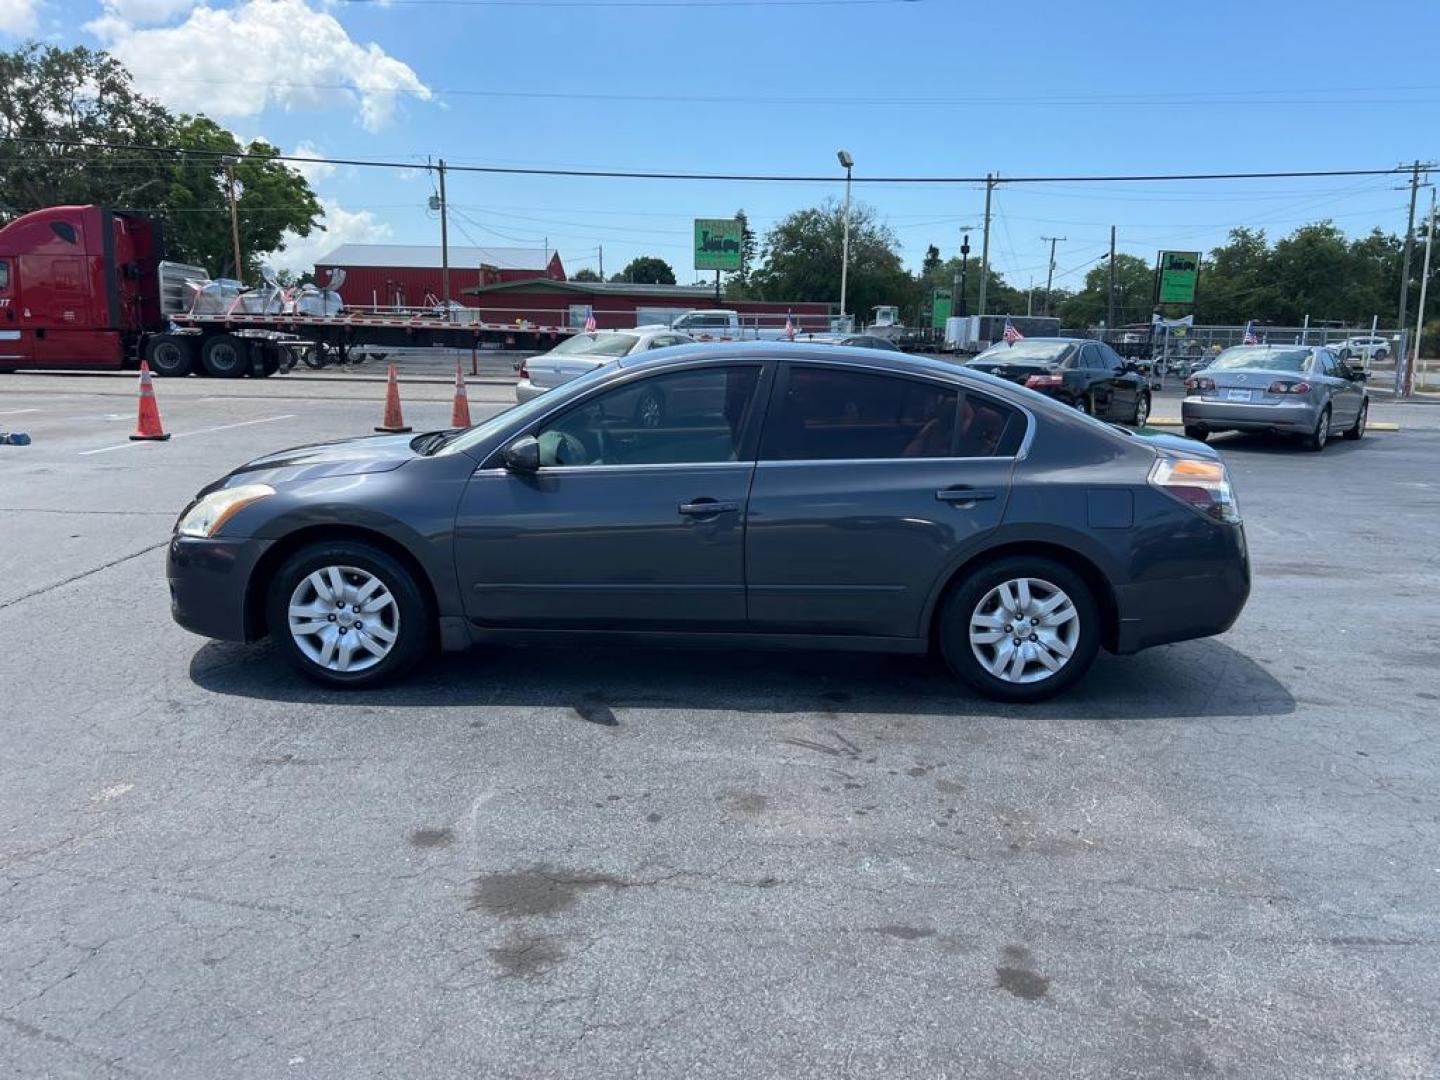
top-left (784, 313), bottom-right (796, 341)
top-left (1002, 318), bottom-right (1023, 343)
top-left (583, 306), bottom-right (597, 333)
top-left (1242, 320), bottom-right (1258, 345)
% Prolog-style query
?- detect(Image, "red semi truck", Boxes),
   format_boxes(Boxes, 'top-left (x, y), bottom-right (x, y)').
top-left (0, 204), bottom-right (580, 376)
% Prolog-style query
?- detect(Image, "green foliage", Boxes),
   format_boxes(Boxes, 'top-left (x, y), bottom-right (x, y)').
top-left (724, 208), bottom-right (758, 293)
top-left (750, 200), bottom-right (911, 320)
top-left (0, 43), bottom-right (324, 279)
top-left (612, 256), bottom-right (676, 285)
top-left (570, 267), bottom-right (602, 282)
top-left (1058, 254), bottom-right (1154, 327)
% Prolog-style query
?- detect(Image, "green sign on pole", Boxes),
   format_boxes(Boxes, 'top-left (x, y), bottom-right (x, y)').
top-left (694, 218), bottom-right (743, 272)
top-left (931, 288), bottom-right (953, 330)
top-left (1157, 250), bottom-right (1201, 304)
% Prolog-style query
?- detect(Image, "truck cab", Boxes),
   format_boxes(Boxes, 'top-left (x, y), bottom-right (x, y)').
top-left (0, 205), bottom-right (161, 371)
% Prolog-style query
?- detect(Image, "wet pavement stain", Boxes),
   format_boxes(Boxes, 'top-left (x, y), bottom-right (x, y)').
top-left (996, 944), bottom-right (1050, 1000)
top-left (871, 925), bottom-right (936, 941)
top-left (469, 866), bottom-right (627, 918)
top-left (410, 827), bottom-right (455, 848)
top-left (488, 934), bottom-right (567, 977)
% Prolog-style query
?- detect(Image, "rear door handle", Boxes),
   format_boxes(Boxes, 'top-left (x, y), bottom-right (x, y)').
top-left (936, 487), bottom-right (998, 504)
top-left (679, 499), bottom-right (740, 516)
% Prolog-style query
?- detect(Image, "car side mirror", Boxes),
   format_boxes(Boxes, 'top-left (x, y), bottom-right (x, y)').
top-left (502, 435), bottom-right (540, 473)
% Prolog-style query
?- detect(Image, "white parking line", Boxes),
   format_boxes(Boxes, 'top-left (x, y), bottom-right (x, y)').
top-left (0, 408), bottom-right (42, 416)
top-left (79, 414), bottom-right (297, 456)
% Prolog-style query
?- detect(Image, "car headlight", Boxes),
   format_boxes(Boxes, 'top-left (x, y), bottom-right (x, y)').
top-left (176, 484), bottom-right (276, 538)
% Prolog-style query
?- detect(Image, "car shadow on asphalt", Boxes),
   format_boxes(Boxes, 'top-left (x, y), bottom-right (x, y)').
top-left (1204, 432), bottom-right (1370, 457)
top-left (187, 635), bottom-right (1294, 723)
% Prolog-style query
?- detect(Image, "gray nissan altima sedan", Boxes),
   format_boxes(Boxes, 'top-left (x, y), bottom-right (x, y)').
top-left (168, 344), bottom-right (1250, 702)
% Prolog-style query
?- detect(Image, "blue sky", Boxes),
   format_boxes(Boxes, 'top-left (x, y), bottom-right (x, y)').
top-left (6, 0), bottom-right (1439, 289)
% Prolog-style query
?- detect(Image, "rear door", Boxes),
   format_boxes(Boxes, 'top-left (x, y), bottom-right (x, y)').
top-left (745, 364), bottom-right (1024, 638)
top-left (1318, 350), bottom-right (1360, 427)
top-left (1098, 342), bottom-right (1141, 419)
top-left (0, 258), bottom-right (30, 368)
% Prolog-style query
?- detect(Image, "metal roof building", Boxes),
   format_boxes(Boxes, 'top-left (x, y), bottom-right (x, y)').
top-left (315, 243), bottom-right (566, 309)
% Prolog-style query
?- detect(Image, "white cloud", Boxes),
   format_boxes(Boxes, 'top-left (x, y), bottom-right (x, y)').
top-left (98, 0), bottom-right (198, 24)
top-left (90, 0), bottom-right (431, 132)
top-left (270, 198), bottom-right (391, 275)
top-left (0, 0), bottom-right (39, 35)
top-left (289, 141), bottom-right (336, 185)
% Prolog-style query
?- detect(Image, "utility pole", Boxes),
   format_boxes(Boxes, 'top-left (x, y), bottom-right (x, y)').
top-left (1041, 235), bottom-right (1066, 315)
top-left (1408, 188), bottom-right (1436, 396)
top-left (437, 158), bottom-right (450, 310)
top-left (953, 231), bottom-right (972, 317)
top-left (598, 245), bottom-right (604, 281)
top-left (223, 156), bottom-right (242, 280)
top-left (1108, 226), bottom-right (1117, 331)
top-left (977, 173), bottom-right (995, 318)
top-left (1396, 160), bottom-right (1422, 393)
top-left (837, 150), bottom-right (854, 326)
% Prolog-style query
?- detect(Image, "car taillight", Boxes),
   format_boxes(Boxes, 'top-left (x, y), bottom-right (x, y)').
top-left (1025, 374), bottom-right (1064, 388)
top-left (1268, 380), bottom-right (1310, 394)
top-left (1149, 456), bottom-right (1241, 524)
top-left (1186, 377), bottom-right (1215, 393)
top-left (518, 363), bottom-right (530, 380)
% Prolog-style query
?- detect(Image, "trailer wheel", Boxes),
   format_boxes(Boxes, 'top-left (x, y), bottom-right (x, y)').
top-left (201, 334), bottom-right (249, 378)
top-left (145, 334), bottom-right (195, 377)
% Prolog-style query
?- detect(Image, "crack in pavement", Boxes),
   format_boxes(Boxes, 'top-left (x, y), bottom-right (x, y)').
top-left (0, 539), bottom-right (169, 612)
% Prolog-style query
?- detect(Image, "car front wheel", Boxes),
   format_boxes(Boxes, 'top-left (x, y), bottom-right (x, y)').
top-left (938, 556), bottom-right (1101, 702)
top-left (1344, 400), bottom-right (1368, 440)
top-left (266, 541), bottom-right (430, 687)
top-left (1131, 392), bottom-right (1151, 427)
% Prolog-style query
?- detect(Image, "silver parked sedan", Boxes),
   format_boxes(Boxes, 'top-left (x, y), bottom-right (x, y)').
top-left (1181, 345), bottom-right (1369, 450)
top-left (516, 328), bottom-right (694, 402)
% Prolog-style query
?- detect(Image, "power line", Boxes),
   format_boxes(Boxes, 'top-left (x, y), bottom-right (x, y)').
top-left (0, 136), bottom-right (1423, 185)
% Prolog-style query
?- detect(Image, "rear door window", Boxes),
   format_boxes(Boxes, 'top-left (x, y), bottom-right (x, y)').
top-left (762, 367), bottom-right (960, 460)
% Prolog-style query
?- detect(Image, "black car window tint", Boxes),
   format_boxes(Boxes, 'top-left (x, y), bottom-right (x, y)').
top-left (1079, 344), bottom-right (1100, 369)
top-left (0, 260), bottom-right (8, 290)
top-left (956, 392), bottom-right (1023, 457)
top-left (49, 221), bottom-right (78, 245)
top-left (536, 367), bottom-right (760, 468)
top-left (762, 368), bottom-right (959, 461)
top-left (1100, 344), bottom-right (1125, 371)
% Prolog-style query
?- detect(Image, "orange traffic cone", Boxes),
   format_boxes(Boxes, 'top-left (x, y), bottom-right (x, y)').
top-left (129, 361), bottom-right (171, 441)
top-left (451, 363), bottom-right (472, 428)
top-left (375, 362), bottom-right (411, 433)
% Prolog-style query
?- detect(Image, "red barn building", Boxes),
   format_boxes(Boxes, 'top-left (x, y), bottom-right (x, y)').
top-left (460, 279), bottom-right (833, 333)
top-left (315, 243), bottom-right (566, 310)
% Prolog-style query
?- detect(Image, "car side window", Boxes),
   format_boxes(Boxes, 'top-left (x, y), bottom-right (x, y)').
top-left (762, 367), bottom-right (961, 461)
top-left (535, 366), bottom-right (761, 468)
top-left (1078, 344), bottom-right (1100, 369)
top-left (956, 391), bottom-right (1024, 457)
top-left (1099, 343), bottom-right (1126, 372)
top-left (1318, 351), bottom-right (1338, 377)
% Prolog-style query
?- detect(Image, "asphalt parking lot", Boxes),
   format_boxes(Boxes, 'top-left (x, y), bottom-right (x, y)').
top-left (2, 370), bottom-right (1438, 1079)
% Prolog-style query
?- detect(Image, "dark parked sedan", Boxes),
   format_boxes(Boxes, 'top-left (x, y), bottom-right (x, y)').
top-left (168, 344), bottom-right (1249, 702)
top-left (966, 337), bottom-right (1152, 426)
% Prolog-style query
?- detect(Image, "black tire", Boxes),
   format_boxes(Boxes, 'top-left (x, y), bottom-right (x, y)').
top-left (201, 334), bottom-right (249, 378)
top-left (302, 343), bottom-right (332, 370)
top-left (266, 541), bottom-right (431, 688)
top-left (145, 334), bottom-right (195, 377)
top-left (1306, 406), bottom-right (1331, 452)
top-left (1338, 348), bottom-right (1351, 362)
top-left (1183, 425), bottom-right (1210, 443)
top-left (937, 555), bottom-right (1101, 703)
top-left (634, 387), bottom-right (665, 429)
top-left (1374, 349), bottom-right (1388, 363)
top-left (1130, 392), bottom-right (1151, 427)
top-left (1343, 399), bottom-right (1368, 441)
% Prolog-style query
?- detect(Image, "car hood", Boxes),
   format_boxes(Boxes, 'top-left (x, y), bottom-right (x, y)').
top-left (225, 433), bottom-right (420, 484)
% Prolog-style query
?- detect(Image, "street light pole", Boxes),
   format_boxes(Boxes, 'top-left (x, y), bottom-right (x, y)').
top-left (837, 150), bottom-right (854, 328)
top-left (1408, 188), bottom-right (1435, 396)
top-left (956, 232), bottom-right (971, 317)
top-left (1041, 235), bottom-right (1066, 315)
top-left (222, 155), bottom-right (242, 281)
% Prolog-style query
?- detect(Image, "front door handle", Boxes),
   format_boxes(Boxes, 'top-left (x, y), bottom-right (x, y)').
top-left (679, 499), bottom-right (740, 516)
top-left (936, 487), bottom-right (998, 504)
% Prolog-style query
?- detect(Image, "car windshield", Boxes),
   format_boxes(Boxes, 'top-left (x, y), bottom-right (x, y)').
top-left (1211, 346), bottom-right (1311, 372)
top-left (433, 362), bottom-right (619, 457)
top-left (549, 333), bottom-right (639, 357)
top-left (975, 341), bottom-right (1074, 365)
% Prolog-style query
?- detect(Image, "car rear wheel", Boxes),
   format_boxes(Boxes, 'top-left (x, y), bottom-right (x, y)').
top-left (201, 334), bottom-right (249, 378)
top-left (1373, 349), bottom-right (1388, 363)
top-left (1344, 399), bottom-right (1368, 440)
top-left (1183, 425), bottom-right (1209, 442)
top-left (938, 556), bottom-right (1100, 703)
top-left (145, 334), bottom-right (195, 377)
top-left (1338, 348), bottom-right (1351, 361)
top-left (1306, 406), bottom-right (1331, 451)
top-left (266, 541), bottom-right (430, 688)
top-left (1131, 392), bottom-right (1151, 427)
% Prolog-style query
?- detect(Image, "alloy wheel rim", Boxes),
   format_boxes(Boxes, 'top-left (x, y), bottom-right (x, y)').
top-left (287, 565), bottom-right (400, 673)
top-left (1357, 404), bottom-right (1367, 435)
top-left (1135, 396), bottom-right (1149, 426)
top-left (969, 577), bottom-right (1080, 685)
top-left (213, 344), bottom-right (240, 372)
top-left (155, 343), bottom-right (182, 371)
top-left (1316, 410), bottom-right (1329, 447)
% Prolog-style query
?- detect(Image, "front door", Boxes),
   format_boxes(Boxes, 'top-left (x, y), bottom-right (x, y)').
top-left (454, 364), bottom-right (768, 630)
top-left (0, 258), bottom-right (29, 368)
top-left (745, 365), bottom-right (1022, 638)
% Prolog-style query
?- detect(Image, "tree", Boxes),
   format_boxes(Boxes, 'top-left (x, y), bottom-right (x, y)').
top-left (0, 44), bottom-right (324, 279)
top-left (725, 208), bottom-right (758, 294)
top-left (570, 267), bottom-right (602, 282)
top-left (1058, 254), bottom-right (1154, 328)
top-left (922, 244), bottom-right (942, 277)
top-left (1195, 227), bottom-right (1273, 324)
top-left (749, 200), bottom-right (911, 322)
top-left (612, 256), bottom-right (676, 285)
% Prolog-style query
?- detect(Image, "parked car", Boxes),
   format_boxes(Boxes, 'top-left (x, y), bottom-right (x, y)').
top-left (1333, 336), bottom-right (1391, 364)
top-left (795, 333), bottom-right (903, 351)
top-left (668, 309), bottom-right (803, 341)
top-left (515, 328), bottom-right (692, 402)
top-left (965, 337), bottom-right (1152, 426)
top-left (168, 344), bottom-right (1249, 703)
top-left (1181, 344), bottom-right (1369, 450)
